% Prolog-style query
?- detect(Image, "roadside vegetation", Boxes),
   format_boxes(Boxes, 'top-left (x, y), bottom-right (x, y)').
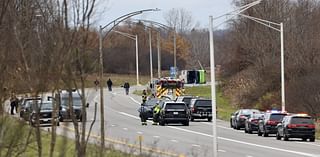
top-left (0, 116), bottom-right (141, 157)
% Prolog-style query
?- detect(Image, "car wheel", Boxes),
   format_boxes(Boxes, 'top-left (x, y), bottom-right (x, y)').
top-left (159, 120), bottom-right (165, 126)
top-left (276, 132), bottom-right (281, 140)
top-left (59, 116), bottom-right (64, 122)
top-left (302, 138), bottom-right (307, 141)
top-left (208, 118), bottom-right (212, 122)
top-left (257, 128), bottom-right (262, 136)
top-left (244, 126), bottom-right (248, 133)
top-left (310, 138), bottom-right (315, 142)
top-left (183, 121), bottom-right (189, 126)
top-left (248, 128), bottom-right (253, 134)
top-left (235, 123), bottom-right (240, 130)
top-left (230, 120), bottom-right (233, 128)
top-left (283, 134), bottom-right (289, 141)
top-left (190, 117), bottom-right (194, 122)
top-left (263, 132), bottom-right (268, 137)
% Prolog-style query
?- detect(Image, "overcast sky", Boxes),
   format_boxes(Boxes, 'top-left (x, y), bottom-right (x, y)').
top-left (95, 0), bottom-right (235, 28)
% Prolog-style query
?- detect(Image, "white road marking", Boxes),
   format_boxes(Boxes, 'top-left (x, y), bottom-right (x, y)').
top-left (129, 97), bottom-right (140, 105)
top-left (118, 111), bottom-right (317, 157)
top-left (137, 131), bottom-right (143, 134)
top-left (112, 92), bottom-right (117, 95)
top-left (153, 136), bottom-right (160, 138)
top-left (192, 144), bottom-right (201, 148)
top-left (170, 139), bottom-right (178, 143)
top-left (218, 149), bottom-right (226, 153)
top-left (111, 124), bottom-right (116, 127)
top-left (123, 128), bottom-right (128, 131)
top-left (246, 155), bottom-right (253, 157)
top-left (293, 141), bottom-right (320, 147)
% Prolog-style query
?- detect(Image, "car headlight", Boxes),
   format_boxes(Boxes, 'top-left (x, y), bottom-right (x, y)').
top-left (61, 108), bottom-right (67, 112)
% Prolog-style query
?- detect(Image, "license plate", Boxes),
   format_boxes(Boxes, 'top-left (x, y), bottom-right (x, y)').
top-left (173, 112), bottom-right (178, 115)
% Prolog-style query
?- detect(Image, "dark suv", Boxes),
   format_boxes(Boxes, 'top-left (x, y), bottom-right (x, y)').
top-left (159, 101), bottom-right (189, 126)
top-left (276, 114), bottom-right (315, 142)
top-left (175, 96), bottom-right (194, 108)
top-left (57, 90), bottom-right (84, 122)
top-left (29, 101), bottom-right (59, 126)
top-left (189, 99), bottom-right (212, 122)
top-left (258, 111), bottom-right (287, 137)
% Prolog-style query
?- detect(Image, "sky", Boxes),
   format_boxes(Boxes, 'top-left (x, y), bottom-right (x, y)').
top-left (95, 0), bottom-right (235, 29)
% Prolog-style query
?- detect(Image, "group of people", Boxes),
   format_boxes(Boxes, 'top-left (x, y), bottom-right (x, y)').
top-left (94, 78), bottom-right (130, 95)
top-left (138, 90), bottom-right (161, 126)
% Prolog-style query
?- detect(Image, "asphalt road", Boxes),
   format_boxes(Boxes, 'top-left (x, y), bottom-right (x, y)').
top-left (8, 87), bottom-right (320, 157)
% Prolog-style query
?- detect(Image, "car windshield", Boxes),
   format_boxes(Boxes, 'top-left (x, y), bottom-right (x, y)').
top-left (195, 100), bottom-right (212, 106)
top-left (251, 114), bottom-right (263, 119)
top-left (61, 97), bottom-right (82, 106)
top-left (270, 114), bottom-right (286, 121)
top-left (39, 102), bottom-right (53, 110)
top-left (165, 103), bottom-right (186, 109)
top-left (242, 109), bottom-right (260, 115)
top-left (291, 117), bottom-right (314, 124)
top-left (183, 98), bottom-right (193, 106)
top-left (145, 99), bottom-right (158, 106)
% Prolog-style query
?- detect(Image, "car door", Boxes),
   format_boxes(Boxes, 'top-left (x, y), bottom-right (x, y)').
top-left (277, 117), bottom-right (286, 136)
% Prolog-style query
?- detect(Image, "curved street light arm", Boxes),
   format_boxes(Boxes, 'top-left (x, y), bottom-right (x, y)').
top-left (112, 30), bottom-right (136, 40)
top-left (236, 13), bottom-right (281, 32)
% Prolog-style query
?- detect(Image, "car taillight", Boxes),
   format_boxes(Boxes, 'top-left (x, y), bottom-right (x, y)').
top-left (288, 124), bottom-right (297, 128)
top-left (267, 120), bottom-right (277, 125)
top-left (308, 124), bottom-right (315, 129)
top-left (191, 107), bottom-right (196, 112)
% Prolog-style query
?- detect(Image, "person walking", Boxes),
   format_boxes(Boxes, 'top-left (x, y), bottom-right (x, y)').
top-left (138, 103), bottom-right (148, 125)
top-left (107, 78), bottom-right (113, 91)
top-left (123, 82), bottom-right (130, 95)
top-left (94, 78), bottom-right (99, 91)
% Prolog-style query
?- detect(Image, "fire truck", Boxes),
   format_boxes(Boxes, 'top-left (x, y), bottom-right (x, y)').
top-left (151, 77), bottom-right (184, 99)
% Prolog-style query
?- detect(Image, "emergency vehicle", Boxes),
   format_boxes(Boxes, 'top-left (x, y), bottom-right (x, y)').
top-left (151, 77), bottom-right (185, 99)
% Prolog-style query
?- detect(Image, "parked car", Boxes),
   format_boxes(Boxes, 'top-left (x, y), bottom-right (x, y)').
top-left (29, 101), bottom-right (59, 126)
top-left (230, 109), bottom-right (261, 130)
top-left (189, 99), bottom-right (212, 122)
top-left (159, 101), bottom-right (189, 126)
top-left (258, 110), bottom-right (287, 137)
top-left (244, 113), bottom-right (264, 134)
top-left (276, 114), bottom-right (315, 142)
top-left (20, 98), bottom-right (42, 121)
top-left (175, 96), bottom-right (194, 108)
top-left (143, 98), bottom-right (159, 119)
top-left (57, 90), bottom-right (85, 122)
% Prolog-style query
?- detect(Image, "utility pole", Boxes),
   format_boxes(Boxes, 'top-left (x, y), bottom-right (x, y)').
top-left (157, 31), bottom-right (161, 78)
top-left (149, 29), bottom-right (153, 82)
top-left (98, 26), bottom-right (105, 156)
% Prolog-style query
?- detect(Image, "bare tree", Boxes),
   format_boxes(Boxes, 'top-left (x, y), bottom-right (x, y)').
top-left (163, 8), bottom-right (194, 34)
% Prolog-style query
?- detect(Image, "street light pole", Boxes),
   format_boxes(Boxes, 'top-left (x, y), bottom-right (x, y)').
top-left (280, 22), bottom-right (285, 112)
top-left (111, 30), bottom-right (140, 86)
top-left (149, 29), bottom-right (153, 82)
top-left (234, 13), bottom-right (286, 111)
top-left (136, 35), bottom-right (140, 85)
top-left (173, 28), bottom-right (177, 75)
top-left (209, 16), bottom-right (217, 157)
top-left (157, 31), bottom-right (161, 78)
top-left (98, 9), bottom-right (159, 155)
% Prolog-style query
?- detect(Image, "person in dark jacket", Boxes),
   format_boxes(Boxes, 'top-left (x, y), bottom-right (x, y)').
top-left (107, 78), bottom-right (113, 91)
top-left (123, 82), bottom-right (130, 95)
top-left (142, 90), bottom-right (147, 104)
top-left (138, 103), bottom-right (148, 125)
top-left (10, 94), bottom-right (18, 115)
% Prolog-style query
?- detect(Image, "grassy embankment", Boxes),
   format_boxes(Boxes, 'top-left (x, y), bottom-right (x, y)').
top-left (0, 116), bottom-right (139, 157)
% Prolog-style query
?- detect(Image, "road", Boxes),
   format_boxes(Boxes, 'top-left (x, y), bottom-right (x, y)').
top-left (15, 86), bottom-right (320, 157)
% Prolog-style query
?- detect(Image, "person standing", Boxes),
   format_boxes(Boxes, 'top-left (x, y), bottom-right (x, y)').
top-left (123, 82), bottom-right (130, 95)
top-left (107, 78), bottom-right (113, 91)
top-left (94, 78), bottom-right (99, 91)
top-left (152, 103), bottom-right (161, 125)
top-left (10, 94), bottom-right (18, 115)
top-left (142, 90), bottom-right (147, 104)
top-left (138, 103), bottom-right (148, 125)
